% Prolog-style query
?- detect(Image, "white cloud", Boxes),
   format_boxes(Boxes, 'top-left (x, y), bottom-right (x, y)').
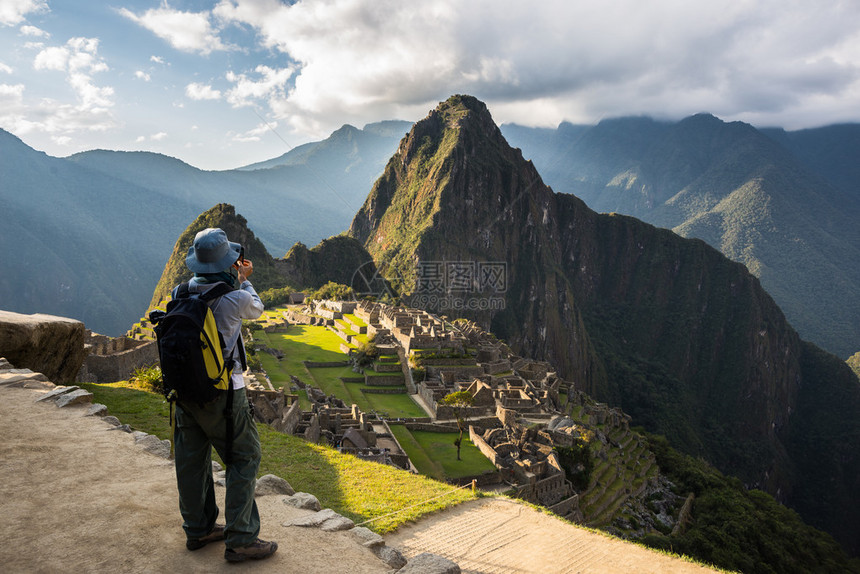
top-left (0, 62), bottom-right (12, 74)
top-left (186, 82), bottom-right (221, 100)
top-left (0, 0), bottom-right (48, 26)
top-left (34, 37), bottom-right (109, 75)
top-left (3, 36), bottom-right (117, 140)
top-left (232, 121), bottom-right (275, 142)
top-left (225, 65), bottom-right (292, 107)
top-left (0, 82), bottom-right (25, 100)
top-left (207, 0), bottom-right (860, 136)
top-left (19, 24), bottom-right (48, 37)
top-left (119, 5), bottom-right (228, 55)
top-left (33, 45), bottom-right (68, 71)
top-left (150, 55), bottom-right (165, 64)
top-left (136, 131), bottom-right (169, 142)
top-left (135, 70), bottom-right (150, 81)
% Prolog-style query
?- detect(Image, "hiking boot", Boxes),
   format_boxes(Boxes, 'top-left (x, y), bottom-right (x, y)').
top-left (224, 539), bottom-right (278, 562)
top-left (186, 523), bottom-right (226, 551)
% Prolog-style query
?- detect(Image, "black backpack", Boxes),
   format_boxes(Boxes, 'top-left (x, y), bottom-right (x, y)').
top-left (149, 282), bottom-right (235, 404)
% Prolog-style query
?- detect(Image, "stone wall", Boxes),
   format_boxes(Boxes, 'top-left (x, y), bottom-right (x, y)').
top-left (470, 426), bottom-right (500, 467)
top-left (78, 339), bottom-right (159, 384)
top-left (362, 388), bottom-right (408, 395)
top-left (365, 374), bottom-right (405, 386)
top-left (406, 422), bottom-right (460, 433)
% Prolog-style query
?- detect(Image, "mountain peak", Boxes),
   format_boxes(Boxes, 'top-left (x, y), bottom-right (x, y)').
top-left (349, 94), bottom-right (543, 289)
top-left (148, 203), bottom-right (278, 306)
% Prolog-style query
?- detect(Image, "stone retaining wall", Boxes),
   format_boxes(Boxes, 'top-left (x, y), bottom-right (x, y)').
top-left (406, 422), bottom-right (460, 433)
top-left (361, 388), bottom-right (408, 395)
top-left (365, 374), bottom-right (405, 386)
top-left (78, 340), bottom-right (159, 384)
top-left (303, 360), bottom-right (350, 368)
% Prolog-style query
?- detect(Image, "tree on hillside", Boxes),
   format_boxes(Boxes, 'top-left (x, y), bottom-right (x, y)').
top-left (440, 390), bottom-right (474, 461)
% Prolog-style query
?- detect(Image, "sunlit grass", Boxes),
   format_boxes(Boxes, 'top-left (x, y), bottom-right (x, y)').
top-left (80, 381), bottom-right (478, 533)
top-left (389, 425), bottom-right (496, 480)
top-left (254, 324), bottom-right (426, 419)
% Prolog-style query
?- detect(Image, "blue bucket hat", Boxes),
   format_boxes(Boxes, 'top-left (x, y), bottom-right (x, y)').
top-left (185, 228), bottom-right (242, 274)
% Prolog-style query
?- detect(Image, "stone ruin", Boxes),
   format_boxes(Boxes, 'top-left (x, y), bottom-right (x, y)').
top-left (356, 301), bottom-right (467, 355)
top-left (77, 331), bottom-right (158, 384)
top-left (249, 375), bottom-right (412, 472)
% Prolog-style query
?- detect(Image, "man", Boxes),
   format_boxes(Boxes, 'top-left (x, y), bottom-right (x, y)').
top-left (173, 227), bottom-right (277, 562)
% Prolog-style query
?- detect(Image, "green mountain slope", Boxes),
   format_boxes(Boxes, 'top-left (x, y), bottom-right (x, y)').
top-left (350, 95), bottom-right (860, 556)
top-left (502, 117), bottom-right (860, 359)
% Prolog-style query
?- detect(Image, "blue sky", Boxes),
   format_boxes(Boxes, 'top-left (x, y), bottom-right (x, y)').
top-left (1, 0), bottom-right (859, 171)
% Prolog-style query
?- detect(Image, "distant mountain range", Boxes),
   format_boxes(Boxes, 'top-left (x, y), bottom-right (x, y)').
top-left (3, 103), bottom-right (859, 362)
top-left (501, 116), bottom-right (860, 359)
top-left (0, 122), bottom-right (409, 336)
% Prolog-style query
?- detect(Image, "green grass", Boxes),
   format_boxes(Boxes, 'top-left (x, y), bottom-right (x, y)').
top-left (254, 325), bottom-right (350, 392)
top-left (342, 313), bottom-right (367, 328)
top-left (337, 379), bottom-right (426, 418)
top-left (360, 392), bottom-right (426, 419)
top-left (253, 324), bottom-right (426, 419)
top-left (80, 380), bottom-right (478, 533)
top-left (389, 426), bottom-right (497, 480)
top-left (81, 381), bottom-right (172, 439)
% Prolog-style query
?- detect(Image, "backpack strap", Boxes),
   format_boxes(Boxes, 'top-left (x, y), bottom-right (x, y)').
top-left (198, 281), bottom-right (234, 302)
top-left (176, 281), bottom-right (192, 299)
top-left (224, 385), bottom-right (235, 467)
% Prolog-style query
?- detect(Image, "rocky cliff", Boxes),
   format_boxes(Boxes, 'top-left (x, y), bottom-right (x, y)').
top-left (349, 95), bottom-right (860, 554)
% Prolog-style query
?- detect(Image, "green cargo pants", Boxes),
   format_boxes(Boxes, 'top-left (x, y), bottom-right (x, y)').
top-left (174, 387), bottom-right (261, 548)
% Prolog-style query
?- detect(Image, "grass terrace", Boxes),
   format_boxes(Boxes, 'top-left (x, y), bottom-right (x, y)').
top-left (253, 323), bottom-right (426, 419)
top-left (389, 425), bottom-right (497, 481)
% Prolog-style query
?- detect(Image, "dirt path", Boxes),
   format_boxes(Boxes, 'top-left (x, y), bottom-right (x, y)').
top-left (386, 497), bottom-right (720, 574)
top-left (0, 368), bottom-right (720, 574)
top-left (0, 378), bottom-right (389, 574)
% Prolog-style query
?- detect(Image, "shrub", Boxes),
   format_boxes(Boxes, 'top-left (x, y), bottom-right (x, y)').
top-left (352, 338), bottom-right (379, 369)
top-left (311, 281), bottom-right (355, 301)
top-left (555, 440), bottom-right (594, 491)
top-left (129, 364), bottom-right (163, 394)
top-left (259, 286), bottom-right (299, 307)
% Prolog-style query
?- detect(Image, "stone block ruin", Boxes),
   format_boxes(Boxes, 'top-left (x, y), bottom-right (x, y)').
top-left (77, 332), bottom-right (159, 384)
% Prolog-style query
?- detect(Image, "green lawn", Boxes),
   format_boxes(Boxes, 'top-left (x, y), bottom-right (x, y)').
top-left (338, 378), bottom-right (426, 418)
top-left (253, 324), bottom-right (426, 419)
top-left (254, 325), bottom-right (349, 387)
top-left (81, 381), bottom-right (171, 439)
top-left (389, 425), bottom-right (496, 481)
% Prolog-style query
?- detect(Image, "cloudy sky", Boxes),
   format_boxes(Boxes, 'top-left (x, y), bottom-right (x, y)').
top-left (1, 0), bottom-right (858, 170)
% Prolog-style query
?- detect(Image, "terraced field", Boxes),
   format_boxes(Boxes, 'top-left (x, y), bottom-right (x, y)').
top-left (252, 321), bottom-right (425, 419)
